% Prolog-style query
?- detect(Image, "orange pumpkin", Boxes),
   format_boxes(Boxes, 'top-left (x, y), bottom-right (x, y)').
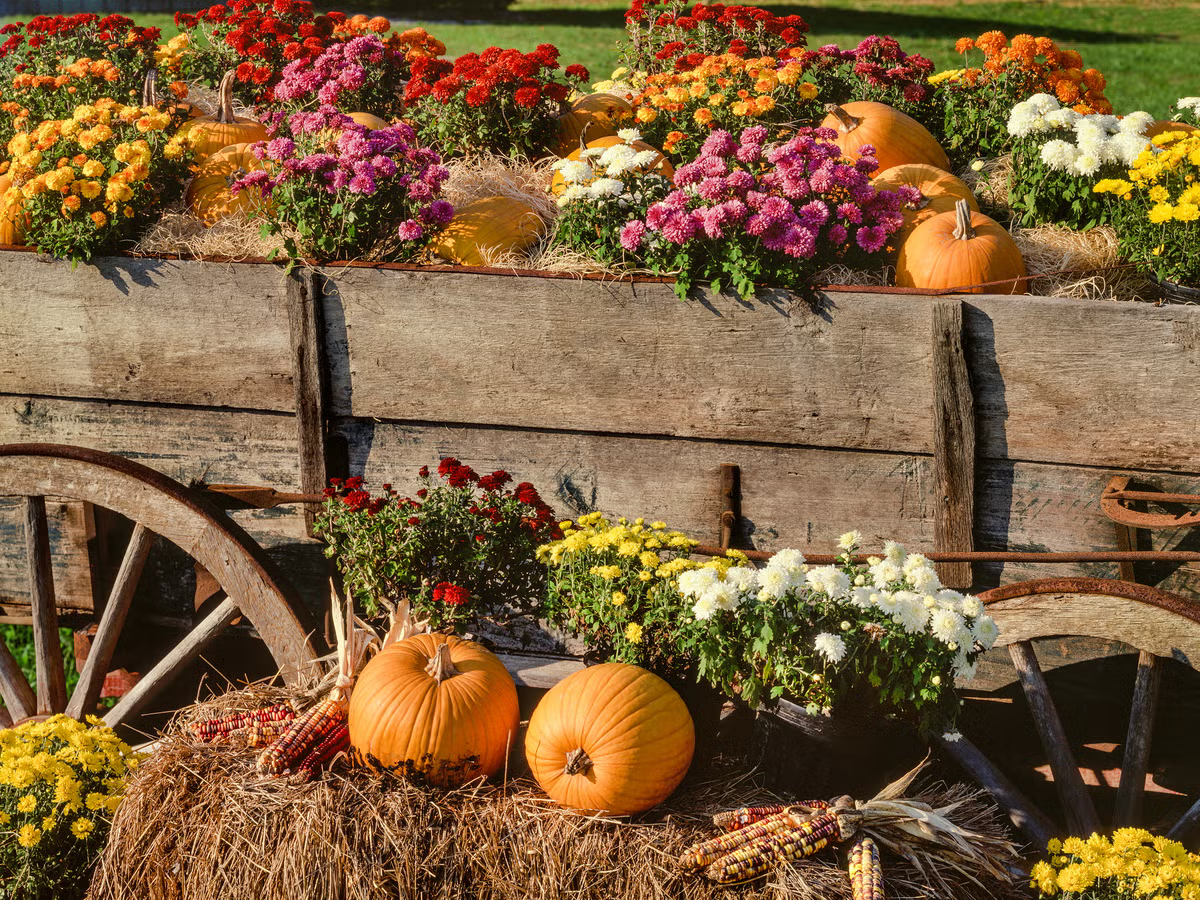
top-left (430, 195), bottom-right (547, 266)
top-left (525, 663), bottom-right (694, 815)
top-left (872, 163), bottom-right (978, 249)
top-left (184, 71), bottom-right (269, 165)
top-left (549, 135), bottom-right (674, 196)
top-left (185, 143), bottom-right (272, 225)
top-left (896, 199), bottom-right (1026, 294)
top-left (347, 111), bottom-right (390, 130)
top-left (1144, 120), bottom-right (1199, 141)
top-left (348, 633), bottom-right (519, 788)
top-left (0, 175), bottom-right (26, 246)
top-left (548, 93), bottom-right (634, 157)
top-left (821, 101), bottom-right (950, 175)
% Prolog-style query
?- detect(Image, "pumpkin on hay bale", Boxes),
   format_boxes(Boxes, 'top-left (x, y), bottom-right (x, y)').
top-left (87, 682), bottom-right (1025, 900)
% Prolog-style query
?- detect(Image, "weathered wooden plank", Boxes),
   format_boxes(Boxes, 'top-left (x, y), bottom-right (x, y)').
top-left (1113, 651), bottom-right (1161, 828)
top-left (0, 255), bottom-right (295, 411)
top-left (932, 299), bottom-right (975, 590)
top-left (1009, 640), bottom-right (1102, 836)
top-left (286, 269), bottom-right (330, 536)
top-left (26, 496), bottom-right (67, 715)
top-left (0, 497), bottom-right (96, 612)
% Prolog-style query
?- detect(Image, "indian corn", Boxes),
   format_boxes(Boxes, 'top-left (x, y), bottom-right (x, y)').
top-left (850, 836), bottom-right (884, 900)
top-left (679, 808), bottom-right (800, 872)
top-left (713, 801), bottom-right (828, 831)
top-left (705, 810), bottom-right (842, 884)
top-left (256, 697), bottom-right (347, 775)
top-left (191, 703), bottom-right (295, 741)
top-left (295, 722), bottom-right (350, 781)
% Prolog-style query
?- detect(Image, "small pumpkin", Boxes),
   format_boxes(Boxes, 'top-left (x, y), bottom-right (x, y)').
top-left (430, 195), bottom-right (547, 266)
top-left (549, 134), bottom-right (674, 196)
top-left (548, 92), bottom-right (634, 158)
top-left (347, 111), bottom-right (390, 130)
top-left (872, 163), bottom-right (978, 249)
top-left (184, 71), bottom-right (269, 165)
top-left (0, 174), bottom-right (26, 246)
top-left (821, 101), bottom-right (950, 175)
top-left (348, 633), bottom-right (519, 788)
top-left (1143, 120), bottom-right (1199, 141)
top-left (525, 663), bottom-right (694, 815)
top-left (184, 142), bottom-right (272, 225)
top-left (895, 199), bottom-right (1026, 294)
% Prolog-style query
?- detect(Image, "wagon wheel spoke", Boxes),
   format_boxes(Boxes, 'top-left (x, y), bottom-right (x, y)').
top-left (0, 631), bottom-right (36, 721)
top-left (1113, 651), bottom-right (1162, 828)
top-left (1009, 639), bottom-right (1102, 836)
top-left (1167, 797), bottom-right (1200, 841)
top-left (26, 495), bottom-right (67, 715)
top-left (103, 596), bottom-right (241, 729)
top-left (65, 523), bottom-right (154, 721)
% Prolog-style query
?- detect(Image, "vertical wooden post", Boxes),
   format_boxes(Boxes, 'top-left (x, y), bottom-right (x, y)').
top-left (287, 268), bottom-right (330, 537)
top-left (931, 299), bottom-right (976, 590)
top-left (26, 496), bottom-right (67, 715)
top-left (718, 463), bottom-right (739, 550)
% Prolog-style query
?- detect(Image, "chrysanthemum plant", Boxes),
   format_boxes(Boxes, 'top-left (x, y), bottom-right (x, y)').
top-left (314, 460), bottom-right (561, 632)
top-left (619, 126), bottom-right (919, 299)
top-left (538, 512), bottom-right (748, 676)
top-left (1093, 101), bottom-right (1200, 287)
top-left (1004, 93), bottom-right (1153, 230)
top-left (1031, 829), bottom-right (1200, 898)
top-left (679, 532), bottom-right (999, 737)
top-left (4, 101), bottom-right (194, 263)
top-left (234, 110), bottom-right (451, 264)
top-left (0, 715), bottom-right (142, 900)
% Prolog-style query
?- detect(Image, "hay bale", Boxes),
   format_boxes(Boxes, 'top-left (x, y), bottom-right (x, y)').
top-left (88, 686), bottom-right (1026, 900)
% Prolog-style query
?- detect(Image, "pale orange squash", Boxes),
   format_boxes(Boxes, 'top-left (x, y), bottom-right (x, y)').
top-left (525, 663), bottom-right (694, 815)
top-left (549, 135), bottom-right (674, 196)
top-left (0, 175), bottom-right (26, 246)
top-left (895, 199), bottom-right (1026, 294)
top-left (430, 195), bottom-right (547, 266)
top-left (348, 633), bottom-right (519, 788)
top-left (1144, 120), bottom-right (1199, 140)
top-left (184, 142), bottom-right (272, 225)
top-left (548, 92), bottom-right (634, 157)
top-left (872, 163), bottom-right (978, 249)
top-left (347, 111), bottom-right (390, 130)
top-left (821, 101), bottom-right (950, 175)
top-left (184, 71), bottom-right (269, 165)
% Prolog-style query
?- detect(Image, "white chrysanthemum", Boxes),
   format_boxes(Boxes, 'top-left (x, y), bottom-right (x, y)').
top-left (724, 565), bottom-right (758, 593)
top-left (768, 548), bottom-right (806, 572)
top-left (1006, 106), bottom-right (1040, 137)
top-left (930, 607), bottom-right (966, 645)
top-left (1111, 131), bottom-right (1150, 166)
top-left (849, 586), bottom-right (875, 609)
top-left (954, 651), bottom-right (978, 682)
top-left (678, 566), bottom-right (719, 598)
top-left (806, 565), bottom-right (850, 599)
top-left (1074, 118), bottom-right (1108, 146)
top-left (757, 565), bottom-right (790, 601)
top-left (1040, 139), bottom-right (1078, 171)
top-left (559, 184), bottom-right (589, 204)
top-left (892, 597), bottom-right (928, 635)
top-left (1043, 107), bottom-right (1081, 130)
top-left (1091, 114), bottom-right (1120, 133)
top-left (587, 177), bottom-right (624, 199)
top-left (871, 559), bottom-right (902, 589)
top-left (972, 614), bottom-right (1000, 649)
top-left (1119, 110), bottom-right (1155, 135)
top-left (616, 127), bottom-right (643, 142)
top-left (874, 590), bottom-right (901, 615)
top-left (632, 149), bottom-right (661, 169)
top-left (579, 146), bottom-right (607, 159)
top-left (883, 540), bottom-right (905, 563)
top-left (692, 594), bottom-right (719, 621)
top-left (1071, 152), bottom-right (1102, 176)
top-left (705, 580), bottom-right (742, 612)
top-left (814, 632), bottom-right (847, 663)
top-left (598, 143), bottom-right (638, 174)
top-left (908, 564), bottom-right (941, 593)
top-left (959, 593), bottom-right (984, 618)
top-left (838, 530), bottom-right (862, 551)
top-left (1025, 92), bottom-right (1061, 115)
top-left (1177, 97), bottom-right (1200, 114)
top-left (942, 731), bottom-right (963, 742)
top-left (901, 552), bottom-right (929, 575)
top-left (557, 159), bottom-right (593, 184)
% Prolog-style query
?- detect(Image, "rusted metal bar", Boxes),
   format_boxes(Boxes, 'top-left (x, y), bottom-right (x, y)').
top-left (693, 543), bottom-right (1200, 564)
top-left (718, 464), bottom-right (739, 551)
top-left (1101, 479), bottom-right (1200, 531)
top-left (1107, 490), bottom-right (1200, 504)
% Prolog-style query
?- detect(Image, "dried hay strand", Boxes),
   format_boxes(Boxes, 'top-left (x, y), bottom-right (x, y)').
top-left (132, 204), bottom-right (284, 261)
top-left (90, 687), bottom-right (1027, 900)
top-left (1014, 223), bottom-right (1159, 303)
top-left (959, 155), bottom-right (1014, 213)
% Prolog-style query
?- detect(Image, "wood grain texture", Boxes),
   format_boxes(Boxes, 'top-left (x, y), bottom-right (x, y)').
top-left (1113, 650), bottom-right (1161, 828)
top-left (25, 496), bottom-right (66, 714)
top-left (931, 299), bottom-right (975, 589)
top-left (286, 268), bottom-right (329, 536)
top-left (0, 496), bottom-right (95, 612)
top-left (1009, 640), bottom-right (1102, 836)
top-left (0, 255), bottom-right (295, 411)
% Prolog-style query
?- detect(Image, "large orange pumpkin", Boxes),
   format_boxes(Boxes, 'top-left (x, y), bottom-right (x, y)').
top-left (184, 142), bottom-right (272, 225)
top-left (549, 135), bottom-right (674, 196)
top-left (872, 163), bottom-right (978, 249)
top-left (1143, 120), bottom-right (1198, 141)
top-left (548, 93), bottom-right (634, 157)
top-left (0, 175), bottom-right (26, 246)
top-left (525, 663), bottom-right (694, 815)
top-left (184, 71), bottom-right (269, 165)
top-left (895, 199), bottom-right (1026, 294)
top-left (430, 195), bottom-right (547, 266)
top-left (821, 101), bottom-right (950, 175)
top-left (348, 633), bottom-right (519, 788)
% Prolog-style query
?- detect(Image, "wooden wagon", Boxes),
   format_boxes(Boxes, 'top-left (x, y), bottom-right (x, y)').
top-left (2, 246), bottom-right (1199, 849)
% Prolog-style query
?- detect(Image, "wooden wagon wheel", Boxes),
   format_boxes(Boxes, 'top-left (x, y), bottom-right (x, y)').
top-left (0, 443), bottom-right (321, 732)
top-left (935, 576), bottom-right (1200, 850)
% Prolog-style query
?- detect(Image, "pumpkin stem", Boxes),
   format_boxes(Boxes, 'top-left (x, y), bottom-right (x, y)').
top-left (142, 67), bottom-right (158, 108)
top-left (564, 747), bottom-right (593, 776)
top-left (824, 103), bottom-right (862, 133)
top-left (425, 641), bottom-right (460, 683)
top-left (951, 198), bottom-right (976, 241)
top-left (216, 71), bottom-right (238, 125)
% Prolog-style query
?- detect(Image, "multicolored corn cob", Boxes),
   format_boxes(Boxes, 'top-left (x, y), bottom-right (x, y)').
top-left (256, 697), bottom-right (347, 775)
top-left (294, 722), bottom-right (350, 781)
top-left (191, 704), bottom-right (295, 741)
top-left (849, 836), bottom-right (883, 900)
top-left (713, 801), bottom-right (828, 832)
top-left (244, 720), bottom-right (295, 748)
top-left (705, 810), bottom-right (842, 884)
top-left (679, 809), bottom-right (800, 872)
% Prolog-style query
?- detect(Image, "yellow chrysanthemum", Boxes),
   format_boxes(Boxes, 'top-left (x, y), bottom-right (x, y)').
top-left (624, 622), bottom-right (644, 643)
top-left (610, 591), bottom-right (627, 606)
top-left (17, 824), bottom-right (40, 847)
top-left (1148, 204), bottom-right (1175, 224)
top-left (71, 817), bottom-right (95, 839)
top-left (1175, 202), bottom-right (1200, 222)
top-left (17, 794), bottom-right (37, 813)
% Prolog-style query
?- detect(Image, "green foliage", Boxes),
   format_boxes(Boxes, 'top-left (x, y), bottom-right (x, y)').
top-left (1006, 140), bottom-right (1112, 231)
top-left (0, 626), bottom-right (79, 701)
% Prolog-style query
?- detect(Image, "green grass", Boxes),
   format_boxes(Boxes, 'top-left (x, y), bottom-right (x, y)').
top-left (2, 1), bottom-right (1197, 116)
